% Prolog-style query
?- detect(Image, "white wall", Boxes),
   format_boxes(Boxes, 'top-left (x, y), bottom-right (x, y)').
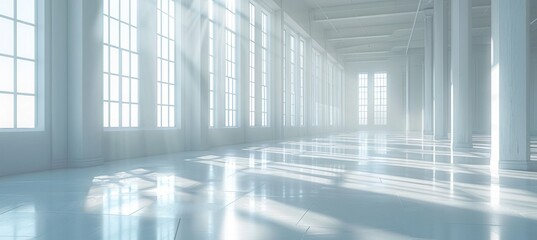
top-left (0, 0), bottom-right (346, 177)
top-left (472, 44), bottom-right (491, 134)
top-left (530, 29), bottom-right (537, 135)
top-left (407, 54), bottom-right (424, 132)
top-left (344, 58), bottom-right (406, 132)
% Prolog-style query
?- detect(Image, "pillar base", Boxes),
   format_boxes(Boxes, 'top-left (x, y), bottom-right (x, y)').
top-left (499, 161), bottom-right (537, 171)
top-left (68, 157), bottom-right (104, 168)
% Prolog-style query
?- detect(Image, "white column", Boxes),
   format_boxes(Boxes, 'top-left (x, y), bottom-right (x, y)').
top-left (423, 9), bottom-right (434, 136)
top-left (67, 0), bottom-right (104, 167)
top-left (138, 0), bottom-right (157, 128)
top-left (405, 55), bottom-right (411, 133)
top-left (451, 0), bottom-right (473, 148)
top-left (433, 0), bottom-right (448, 139)
top-left (491, 0), bottom-right (534, 170)
top-left (181, 0), bottom-right (208, 150)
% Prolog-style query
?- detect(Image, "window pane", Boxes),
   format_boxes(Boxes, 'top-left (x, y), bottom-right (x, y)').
top-left (103, 74), bottom-right (109, 101)
top-left (110, 47), bottom-right (119, 74)
top-left (109, 19), bottom-right (119, 47)
top-left (16, 59), bottom-right (34, 94)
top-left (130, 0), bottom-right (137, 27)
top-left (131, 53), bottom-right (138, 78)
top-left (120, 22), bottom-right (130, 49)
top-left (121, 103), bottom-right (130, 127)
top-left (0, 0), bottom-right (13, 18)
top-left (110, 102), bottom-right (119, 127)
top-left (121, 77), bottom-right (130, 102)
top-left (0, 56), bottom-right (14, 92)
top-left (16, 95), bottom-right (34, 128)
top-left (103, 102), bottom-right (109, 127)
top-left (130, 79), bottom-right (138, 103)
top-left (17, 22), bottom-right (35, 59)
top-left (0, 93), bottom-right (14, 128)
top-left (110, 75), bottom-right (119, 101)
top-left (131, 104), bottom-right (138, 127)
top-left (130, 27), bottom-right (137, 52)
top-left (0, 17), bottom-right (13, 55)
top-left (17, 0), bottom-right (34, 24)
top-left (109, 0), bottom-right (119, 18)
top-left (103, 46), bottom-right (109, 72)
top-left (121, 51), bottom-right (130, 77)
top-left (120, 0), bottom-right (129, 22)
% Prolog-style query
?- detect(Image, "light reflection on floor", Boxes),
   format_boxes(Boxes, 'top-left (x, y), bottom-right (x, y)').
top-left (0, 132), bottom-right (537, 239)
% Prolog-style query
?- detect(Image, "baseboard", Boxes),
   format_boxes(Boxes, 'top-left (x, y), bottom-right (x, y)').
top-left (499, 160), bottom-right (537, 171)
top-left (67, 157), bottom-right (104, 168)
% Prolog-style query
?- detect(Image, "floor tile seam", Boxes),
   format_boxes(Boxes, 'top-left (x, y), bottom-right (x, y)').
top-left (173, 218), bottom-right (181, 240)
top-left (0, 204), bottom-right (22, 216)
top-left (296, 208), bottom-right (310, 226)
top-left (300, 226), bottom-right (311, 240)
top-left (221, 187), bottom-right (260, 209)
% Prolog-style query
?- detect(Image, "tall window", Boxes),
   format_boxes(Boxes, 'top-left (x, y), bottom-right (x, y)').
top-left (224, 0), bottom-right (238, 127)
top-left (374, 72), bottom-right (387, 125)
top-left (298, 40), bottom-right (305, 126)
top-left (248, 3), bottom-right (256, 127)
top-left (208, 0), bottom-right (215, 127)
top-left (282, 30), bottom-right (286, 126)
top-left (312, 50), bottom-right (321, 126)
top-left (0, 0), bottom-right (36, 129)
top-left (260, 12), bottom-right (269, 127)
top-left (289, 34), bottom-right (296, 126)
top-left (327, 61), bottom-right (334, 126)
top-left (358, 73), bottom-right (368, 125)
top-left (103, 0), bottom-right (139, 128)
top-left (157, 0), bottom-right (175, 128)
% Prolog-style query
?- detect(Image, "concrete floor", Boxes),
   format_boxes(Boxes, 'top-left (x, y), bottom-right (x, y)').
top-left (1, 132), bottom-right (537, 239)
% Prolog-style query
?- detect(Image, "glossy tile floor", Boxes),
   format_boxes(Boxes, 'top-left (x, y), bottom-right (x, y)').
top-left (1, 132), bottom-right (537, 240)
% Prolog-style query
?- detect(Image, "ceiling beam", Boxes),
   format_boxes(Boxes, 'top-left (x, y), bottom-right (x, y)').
top-left (313, 11), bottom-right (416, 23)
top-left (339, 51), bottom-right (392, 56)
top-left (327, 34), bottom-right (392, 42)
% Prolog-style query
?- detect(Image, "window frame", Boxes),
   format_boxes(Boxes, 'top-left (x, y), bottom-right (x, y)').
top-left (0, 0), bottom-right (43, 131)
top-left (358, 73), bottom-right (368, 126)
top-left (374, 72), bottom-right (387, 126)
top-left (156, 0), bottom-right (177, 128)
top-left (103, 0), bottom-right (139, 128)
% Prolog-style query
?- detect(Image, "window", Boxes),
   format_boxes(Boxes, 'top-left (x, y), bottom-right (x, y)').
top-left (0, 0), bottom-right (37, 129)
top-left (260, 12), bottom-right (269, 127)
top-left (249, 4), bottom-right (270, 127)
top-left (312, 49), bottom-right (321, 126)
top-left (374, 72), bottom-right (387, 125)
top-left (358, 73), bottom-right (368, 125)
top-left (328, 62), bottom-right (334, 126)
top-left (248, 3), bottom-right (255, 127)
top-left (157, 0), bottom-right (175, 128)
top-left (103, 0), bottom-right (139, 128)
top-left (289, 34), bottom-right (296, 126)
top-left (224, 0), bottom-right (238, 127)
top-left (282, 29), bottom-right (286, 126)
top-left (298, 40), bottom-right (305, 126)
top-left (208, 0), bottom-right (215, 127)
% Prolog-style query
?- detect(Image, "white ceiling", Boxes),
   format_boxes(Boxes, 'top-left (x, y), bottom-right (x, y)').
top-left (296, 0), bottom-right (496, 63)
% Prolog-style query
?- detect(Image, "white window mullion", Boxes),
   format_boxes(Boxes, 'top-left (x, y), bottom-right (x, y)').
top-left (248, 3), bottom-right (255, 127)
top-left (0, 0), bottom-right (37, 129)
top-left (374, 72), bottom-right (387, 125)
top-left (260, 11), bottom-right (269, 127)
top-left (157, 0), bottom-right (176, 128)
top-left (103, 0), bottom-right (138, 128)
